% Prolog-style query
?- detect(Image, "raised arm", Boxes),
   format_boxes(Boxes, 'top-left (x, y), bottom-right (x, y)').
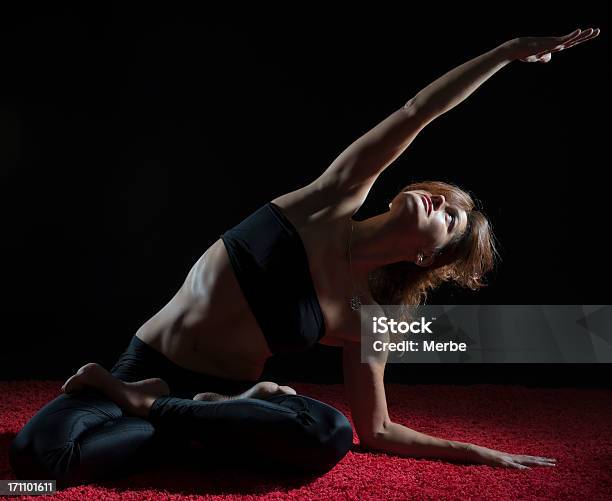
top-left (316, 28), bottom-right (599, 213)
top-left (318, 42), bottom-right (514, 195)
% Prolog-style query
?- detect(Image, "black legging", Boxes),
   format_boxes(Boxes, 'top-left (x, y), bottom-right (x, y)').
top-left (9, 336), bottom-right (353, 488)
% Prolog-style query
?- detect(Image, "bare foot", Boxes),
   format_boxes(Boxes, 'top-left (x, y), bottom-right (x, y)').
top-left (193, 381), bottom-right (297, 402)
top-left (61, 362), bottom-right (170, 418)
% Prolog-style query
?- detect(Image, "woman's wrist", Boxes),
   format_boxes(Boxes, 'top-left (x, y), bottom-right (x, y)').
top-left (455, 441), bottom-right (476, 462)
top-left (495, 39), bottom-right (520, 63)
top-left (447, 440), bottom-right (476, 462)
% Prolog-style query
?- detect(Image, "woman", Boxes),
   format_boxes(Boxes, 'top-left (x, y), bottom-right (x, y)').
top-left (10, 28), bottom-right (599, 487)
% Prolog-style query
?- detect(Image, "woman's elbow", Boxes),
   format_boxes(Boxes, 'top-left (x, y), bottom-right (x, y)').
top-left (357, 420), bottom-right (392, 450)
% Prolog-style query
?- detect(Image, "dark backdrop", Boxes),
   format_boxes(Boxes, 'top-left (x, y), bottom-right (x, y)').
top-left (1, 5), bottom-right (609, 387)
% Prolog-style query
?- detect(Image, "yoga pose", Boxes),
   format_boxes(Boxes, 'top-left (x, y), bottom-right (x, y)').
top-left (10, 28), bottom-right (599, 487)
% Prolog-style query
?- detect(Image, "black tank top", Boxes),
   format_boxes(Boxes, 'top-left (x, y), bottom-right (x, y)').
top-left (220, 202), bottom-right (326, 354)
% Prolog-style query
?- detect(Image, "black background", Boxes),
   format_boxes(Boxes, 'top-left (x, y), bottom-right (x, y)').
top-left (1, 5), bottom-right (609, 386)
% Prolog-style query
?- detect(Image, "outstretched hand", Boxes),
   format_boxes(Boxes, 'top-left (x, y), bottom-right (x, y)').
top-left (465, 443), bottom-right (557, 470)
top-left (504, 27), bottom-right (600, 63)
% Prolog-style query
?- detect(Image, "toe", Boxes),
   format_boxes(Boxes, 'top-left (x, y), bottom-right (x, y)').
top-left (61, 373), bottom-right (84, 393)
top-left (60, 376), bottom-right (73, 392)
top-left (260, 381), bottom-right (279, 392)
top-left (279, 385), bottom-right (297, 395)
top-left (193, 392), bottom-right (227, 402)
top-left (78, 362), bottom-right (101, 374)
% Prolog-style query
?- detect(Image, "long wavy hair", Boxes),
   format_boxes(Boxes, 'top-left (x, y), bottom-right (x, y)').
top-left (368, 180), bottom-right (499, 307)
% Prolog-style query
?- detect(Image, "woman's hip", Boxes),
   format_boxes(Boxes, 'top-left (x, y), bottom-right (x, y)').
top-left (110, 335), bottom-right (258, 398)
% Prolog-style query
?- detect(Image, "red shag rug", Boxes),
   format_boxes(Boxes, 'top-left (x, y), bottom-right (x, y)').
top-left (1, 381), bottom-right (611, 500)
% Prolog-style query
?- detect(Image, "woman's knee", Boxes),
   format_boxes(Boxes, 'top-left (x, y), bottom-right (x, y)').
top-left (307, 404), bottom-right (353, 471)
top-left (10, 417), bottom-right (157, 487)
top-left (9, 421), bottom-right (78, 484)
top-left (9, 428), bottom-right (45, 481)
top-left (269, 394), bottom-right (354, 472)
top-left (8, 392), bottom-right (153, 486)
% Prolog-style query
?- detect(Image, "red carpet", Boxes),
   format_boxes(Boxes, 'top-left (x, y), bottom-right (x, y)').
top-left (1, 381), bottom-right (611, 500)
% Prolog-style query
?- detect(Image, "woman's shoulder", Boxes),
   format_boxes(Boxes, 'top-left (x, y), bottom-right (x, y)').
top-left (270, 182), bottom-right (335, 228)
top-left (270, 176), bottom-right (369, 230)
top-left (270, 183), bottom-right (350, 257)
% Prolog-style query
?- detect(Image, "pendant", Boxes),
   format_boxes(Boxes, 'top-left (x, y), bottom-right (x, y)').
top-left (349, 295), bottom-right (362, 311)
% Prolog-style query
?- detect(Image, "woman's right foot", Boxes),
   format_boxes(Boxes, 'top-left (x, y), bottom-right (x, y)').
top-left (193, 381), bottom-right (296, 402)
top-left (61, 362), bottom-right (170, 418)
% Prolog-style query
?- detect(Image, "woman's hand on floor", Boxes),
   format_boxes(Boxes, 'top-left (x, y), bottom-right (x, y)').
top-left (502, 27), bottom-right (600, 63)
top-left (464, 443), bottom-right (557, 470)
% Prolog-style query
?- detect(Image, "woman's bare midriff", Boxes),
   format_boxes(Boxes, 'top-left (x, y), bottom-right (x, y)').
top-left (135, 189), bottom-right (365, 382)
top-left (135, 238), bottom-right (276, 381)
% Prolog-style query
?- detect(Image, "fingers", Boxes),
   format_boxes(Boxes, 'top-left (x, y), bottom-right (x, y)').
top-left (521, 459), bottom-right (557, 467)
top-left (510, 462), bottom-right (531, 470)
top-left (500, 460), bottom-right (531, 470)
top-left (278, 385), bottom-right (297, 395)
top-left (561, 27), bottom-right (596, 45)
top-left (503, 459), bottom-right (554, 470)
top-left (520, 53), bottom-right (552, 64)
top-left (548, 28), bottom-right (592, 50)
top-left (513, 454), bottom-right (557, 467)
top-left (535, 28), bottom-right (600, 59)
top-left (557, 28), bottom-right (582, 43)
top-left (563, 28), bottom-right (600, 49)
top-left (538, 53), bottom-right (552, 63)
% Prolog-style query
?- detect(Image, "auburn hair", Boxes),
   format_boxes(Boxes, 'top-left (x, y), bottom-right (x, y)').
top-left (368, 180), bottom-right (499, 307)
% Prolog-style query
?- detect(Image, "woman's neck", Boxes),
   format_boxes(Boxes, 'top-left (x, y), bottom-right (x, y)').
top-left (348, 212), bottom-right (414, 280)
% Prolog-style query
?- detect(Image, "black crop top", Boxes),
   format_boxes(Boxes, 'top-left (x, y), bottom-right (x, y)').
top-left (220, 202), bottom-right (326, 354)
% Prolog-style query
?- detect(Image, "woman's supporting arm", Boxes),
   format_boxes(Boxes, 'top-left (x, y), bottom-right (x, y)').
top-left (343, 329), bottom-right (557, 469)
top-left (342, 336), bottom-right (470, 462)
top-left (366, 422), bottom-right (557, 470)
top-left (364, 421), bottom-right (471, 462)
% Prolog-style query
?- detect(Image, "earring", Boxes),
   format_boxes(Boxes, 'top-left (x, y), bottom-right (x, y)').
top-left (416, 253), bottom-right (424, 265)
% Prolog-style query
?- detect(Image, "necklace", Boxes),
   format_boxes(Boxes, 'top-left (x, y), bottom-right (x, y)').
top-left (347, 219), bottom-right (364, 311)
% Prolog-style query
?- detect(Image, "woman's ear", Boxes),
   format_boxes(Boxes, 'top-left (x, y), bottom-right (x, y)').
top-left (415, 253), bottom-right (435, 267)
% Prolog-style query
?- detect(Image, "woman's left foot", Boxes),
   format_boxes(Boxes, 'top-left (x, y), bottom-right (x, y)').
top-left (61, 362), bottom-right (109, 393)
top-left (193, 381), bottom-right (296, 402)
top-left (61, 362), bottom-right (170, 418)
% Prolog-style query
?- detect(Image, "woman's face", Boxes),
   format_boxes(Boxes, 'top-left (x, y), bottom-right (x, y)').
top-left (389, 189), bottom-right (468, 256)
